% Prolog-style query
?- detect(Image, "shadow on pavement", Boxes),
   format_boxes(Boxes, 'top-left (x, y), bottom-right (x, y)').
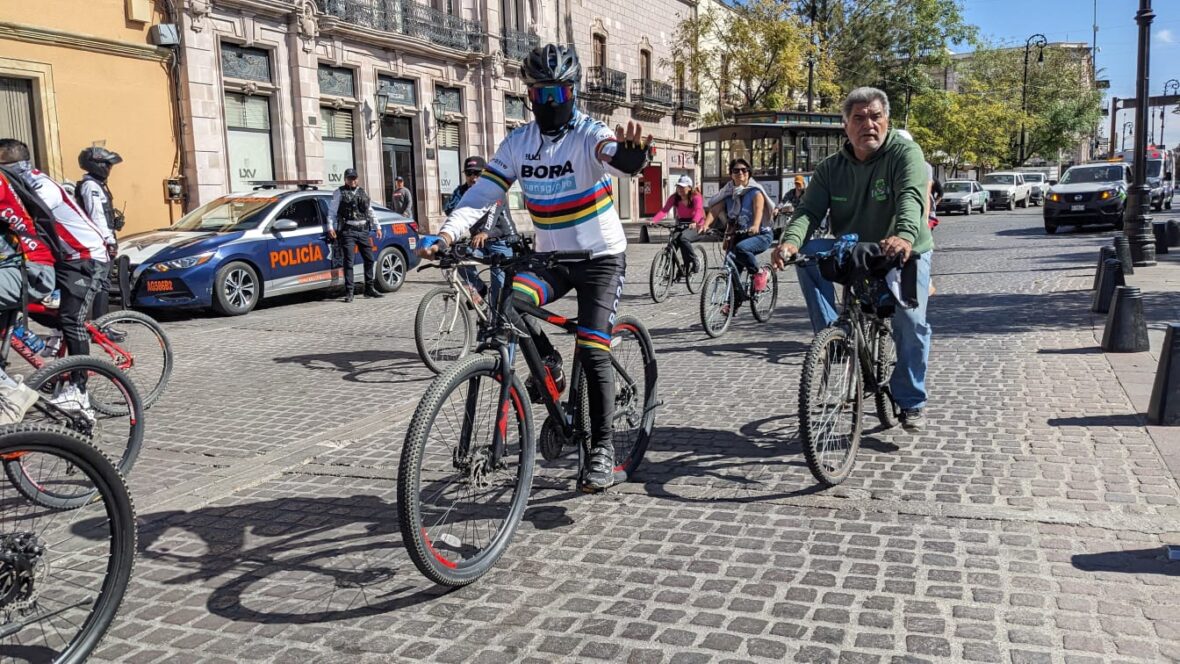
top-left (1047, 413), bottom-right (1145, 428)
top-left (274, 349), bottom-right (429, 384)
top-left (927, 289), bottom-right (1090, 337)
top-left (1072, 547), bottom-right (1180, 576)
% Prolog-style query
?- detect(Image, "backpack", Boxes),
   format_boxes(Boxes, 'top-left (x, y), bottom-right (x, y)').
top-left (0, 166), bottom-right (70, 262)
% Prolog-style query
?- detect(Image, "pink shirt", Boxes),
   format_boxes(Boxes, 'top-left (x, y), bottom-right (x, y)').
top-left (651, 193), bottom-right (704, 224)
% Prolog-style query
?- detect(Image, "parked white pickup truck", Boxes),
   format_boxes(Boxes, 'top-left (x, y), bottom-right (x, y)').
top-left (980, 171), bottom-right (1032, 210)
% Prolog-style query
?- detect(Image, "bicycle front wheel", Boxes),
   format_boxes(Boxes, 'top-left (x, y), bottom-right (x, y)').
top-left (398, 355), bottom-right (535, 586)
top-left (607, 316), bottom-right (658, 477)
top-left (799, 325), bottom-right (863, 486)
top-left (750, 263), bottom-right (779, 322)
top-left (0, 423), bottom-right (137, 662)
top-left (92, 309), bottom-right (173, 409)
top-left (685, 246), bottom-right (708, 294)
top-left (414, 286), bottom-right (475, 374)
top-left (648, 248), bottom-right (674, 303)
top-left (699, 270), bottom-right (734, 338)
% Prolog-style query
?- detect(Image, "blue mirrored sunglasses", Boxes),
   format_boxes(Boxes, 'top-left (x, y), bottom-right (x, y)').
top-left (527, 84), bottom-right (574, 106)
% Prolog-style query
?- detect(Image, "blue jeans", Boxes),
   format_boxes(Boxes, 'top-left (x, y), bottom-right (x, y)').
top-left (796, 238), bottom-right (933, 411)
top-left (732, 232), bottom-right (773, 275)
top-left (459, 241), bottom-right (513, 306)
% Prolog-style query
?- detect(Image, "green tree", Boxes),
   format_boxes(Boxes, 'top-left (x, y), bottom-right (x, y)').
top-left (910, 90), bottom-right (1017, 172)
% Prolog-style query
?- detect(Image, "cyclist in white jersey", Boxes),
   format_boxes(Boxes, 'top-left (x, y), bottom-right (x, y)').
top-left (418, 43), bottom-right (653, 491)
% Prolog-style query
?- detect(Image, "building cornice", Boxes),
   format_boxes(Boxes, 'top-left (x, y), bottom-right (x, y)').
top-left (0, 22), bottom-right (172, 62)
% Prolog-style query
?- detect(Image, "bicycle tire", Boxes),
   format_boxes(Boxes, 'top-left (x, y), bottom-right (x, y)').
top-left (700, 270), bottom-right (734, 338)
top-left (607, 316), bottom-right (658, 476)
top-left (0, 423), bottom-right (136, 662)
top-left (92, 309), bottom-right (173, 409)
top-left (872, 319), bottom-right (899, 429)
top-left (398, 355), bottom-right (535, 586)
top-left (685, 246), bottom-right (708, 294)
top-left (10, 355), bottom-right (145, 509)
top-left (799, 325), bottom-right (863, 486)
top-left (648, 248), bottom-right (674, 303)
top-left (414, 286), bottom-right (475, 374)
top-left (750, 263), bottom-right (779, 322)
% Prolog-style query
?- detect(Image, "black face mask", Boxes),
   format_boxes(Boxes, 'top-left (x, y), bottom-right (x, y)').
top-left (532, 99), bottom-right (575, 135)
top-left (85, 163), bottom-right (112, 181)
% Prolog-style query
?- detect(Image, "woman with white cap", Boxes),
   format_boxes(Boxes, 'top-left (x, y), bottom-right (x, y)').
top-left (651, 174), bottom-right (706, 275)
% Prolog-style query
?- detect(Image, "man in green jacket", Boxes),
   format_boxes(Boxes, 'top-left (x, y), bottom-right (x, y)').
top-left (773, 86), bottom-right (934, 432)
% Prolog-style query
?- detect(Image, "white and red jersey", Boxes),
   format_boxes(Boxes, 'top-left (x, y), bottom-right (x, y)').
top-left (24, 169), bottom-right (113, 263)
top-left (0, 170), bottom-right (56, 268)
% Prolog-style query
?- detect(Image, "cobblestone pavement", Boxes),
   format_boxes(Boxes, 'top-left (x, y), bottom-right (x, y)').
top-left (82, 207), bottom-right (1180, 663)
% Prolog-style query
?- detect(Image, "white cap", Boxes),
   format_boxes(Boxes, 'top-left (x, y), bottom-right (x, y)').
top-left (676, 175), bottom-right (693, 187)
top-left (894, 129), bottom-right (914, 141)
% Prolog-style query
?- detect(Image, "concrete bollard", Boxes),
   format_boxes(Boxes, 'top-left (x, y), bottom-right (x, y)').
top-left (1167, 220), bottom-right (1180, 248)
top-left (638, 224), bottom-right (650, 244)
top-left (1154, 222), bottom-right (1170, 255)
top-left (1149, 323), bottom-right (1180, 425)
top-left (1114, 234), bottom-right (1134, 275)
top-left (1102, 286), bottom-right (1150, 353)
top-left (1092, 258), bottom-right (1125, 314)
top-left (1093, 246), bottom-right (1116, 290)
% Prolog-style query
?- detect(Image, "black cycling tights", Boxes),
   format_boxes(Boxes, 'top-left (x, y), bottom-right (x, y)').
top-left (510, 254), bottom-right (626, 448)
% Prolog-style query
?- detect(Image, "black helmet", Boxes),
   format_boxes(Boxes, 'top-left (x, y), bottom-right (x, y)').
top-left (521, 44), bottom-right (581, 86)
top-left (78, 146), bottom-right (122, 180)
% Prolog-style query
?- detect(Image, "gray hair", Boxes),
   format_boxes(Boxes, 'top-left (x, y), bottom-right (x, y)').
top-left (842, 87), bottom-right (890, 120)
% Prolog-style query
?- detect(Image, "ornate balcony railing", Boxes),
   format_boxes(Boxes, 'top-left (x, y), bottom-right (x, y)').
top-left (583, 66), bottom-right (628, 105)
top-left (501, 27), bottom-right (539, 63)
top-left (677, 89), bottom-right (700, 114)
top-left (631, 79), bottom-right (674, 111)
top-left (317, 0), bottom-right (485, 53)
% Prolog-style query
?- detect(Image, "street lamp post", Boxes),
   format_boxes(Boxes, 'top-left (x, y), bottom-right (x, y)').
top-left (1162, 79), bottom-right (1179, 148)
top-left (1019, 33), bottom-right (1047, 165)
top-left (1123, 121), bottom-right (1134, 152)
top-left (1124, 0), bottom-right (1156, 267)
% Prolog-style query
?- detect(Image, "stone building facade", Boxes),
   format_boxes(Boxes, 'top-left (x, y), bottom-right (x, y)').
top-left (174, 0), bottom-right (701, 231)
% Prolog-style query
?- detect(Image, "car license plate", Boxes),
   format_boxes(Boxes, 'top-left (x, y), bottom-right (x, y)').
top-left (1070, 204), bottom-right (1085, 212)
top-left (147, 279), bottom-right (174, 293)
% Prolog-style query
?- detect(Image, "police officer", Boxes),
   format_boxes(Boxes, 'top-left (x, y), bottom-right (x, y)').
top-left (326, 168), bottom-right (383, 302)
top-left (76, 146), bottom-right (123, 319)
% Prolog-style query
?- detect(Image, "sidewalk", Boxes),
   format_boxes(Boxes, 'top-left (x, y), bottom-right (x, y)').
top-left (1094, 209), bottom-right (1180, 478)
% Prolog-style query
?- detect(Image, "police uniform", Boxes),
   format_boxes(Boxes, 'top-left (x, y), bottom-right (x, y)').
top-left (326, 168), bottom-right (382, 301)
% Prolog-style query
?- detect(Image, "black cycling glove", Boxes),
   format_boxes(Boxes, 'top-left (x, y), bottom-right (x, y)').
top-left (608, 139), bottom-right (653, 175)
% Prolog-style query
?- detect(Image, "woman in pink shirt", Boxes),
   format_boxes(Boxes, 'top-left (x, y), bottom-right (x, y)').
top-left (651, 175), bottom-right (706, 274)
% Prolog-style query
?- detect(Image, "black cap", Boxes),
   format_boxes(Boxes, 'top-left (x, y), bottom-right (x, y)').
top-left (463, 156), bottom-right (486, 172)
top-left (395, 175), bottom-right (404, 182)
top-left (343, 168), bottom-right (358, 178)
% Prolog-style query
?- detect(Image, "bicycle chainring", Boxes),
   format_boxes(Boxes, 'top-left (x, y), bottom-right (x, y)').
top-left (539, 414), bottom-right (567, 461)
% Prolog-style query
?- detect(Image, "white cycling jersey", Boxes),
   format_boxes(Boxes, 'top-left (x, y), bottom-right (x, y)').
top-left (441, 112), bottom-right (628, 258)
top-left (26, 169), bottom-right (112, 262)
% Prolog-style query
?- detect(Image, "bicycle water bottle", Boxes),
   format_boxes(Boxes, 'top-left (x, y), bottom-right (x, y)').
top-left (13, 325), bottom-right (46, 353)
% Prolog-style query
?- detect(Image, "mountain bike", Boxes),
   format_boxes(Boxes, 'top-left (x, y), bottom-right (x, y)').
top-left (788, 244), bottom-right (900, 487)
top-left (647, 222), bottom-right (707, 302)
top-left (20, 301), bottom-right (172, 409)
top-left (699, 227), bottom-right (778, 338)
top-left (413, 243), bottom-right (493, 374)
top-left (399, 244), bottom-right (658, 587)
top-left (0, 422), bottom-right (137, 662)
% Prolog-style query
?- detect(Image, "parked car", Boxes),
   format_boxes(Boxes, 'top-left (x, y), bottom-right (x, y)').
top-left (979, 172), bottom-right (1032, 210)
top-left (1042, 162), bottom-right (1132, 234)
top-left (1022, 172), bottom-right (1048, 205)
top-left (115, 184), bottom-right (420, 315)
top-left (936, 180), bottom-right (989, 215)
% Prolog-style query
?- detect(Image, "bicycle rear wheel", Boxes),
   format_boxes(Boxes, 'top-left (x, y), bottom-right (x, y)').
top-left (414, 286), bottom-right (475, 374)
top-left (700, 270), bottom-right (734, 338)
top-left (799, 325), bottom-right (863, 486)
top-left (10, 355), bottom-right (145, 509)
top-left (0, 423), bottom-right (136, 662)
top-left (92, 309), bottom-right (173, 409)
top-left (648, 248), bottom-right (674, 303)
top-left (750, 263), bottom-right (779, 322)
top-left (605, 316), bottom-right (658, 477)
top-left (398, 355), bottom-right (534, 586)
top-left (685, 246), bottom-right (708, 294)
top-left (872, 319), bottom-right (899, 429)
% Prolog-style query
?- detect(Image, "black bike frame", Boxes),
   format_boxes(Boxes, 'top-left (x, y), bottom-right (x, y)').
top-left (837, 283), bottom-right (891, 398)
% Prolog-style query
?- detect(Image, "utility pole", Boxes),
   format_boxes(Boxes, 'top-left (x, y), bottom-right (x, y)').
top-left (806, 0), bottom-right (817, 112)
top-left (1124, 0), bottom-right (1156, 267)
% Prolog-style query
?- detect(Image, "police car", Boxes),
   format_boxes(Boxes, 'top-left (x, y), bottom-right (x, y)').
top-left (115, 182), bottom-right (419, 315)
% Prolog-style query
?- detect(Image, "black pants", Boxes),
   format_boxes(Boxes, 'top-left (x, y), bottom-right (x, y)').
top-left (511, 254), bottom-right (626, 447)
top-left (58, 259), bottom-right (105, 386)
top-left (339, 227), bottom-right (375, 290)
top-left (672, 223), bottom-right (700, 272)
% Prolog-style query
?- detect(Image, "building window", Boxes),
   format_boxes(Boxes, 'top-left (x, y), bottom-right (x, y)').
top-left (501, 0), bottom-right (523, 31)
top-left (435, 86), bottom-right (463, 115)
top-left (221, 43), bottom-right (271, 82)
top-left (320, 108), bottom-right (355, 187)
top-left (224, 92), bottom-right (274, 192)
top-left (505, 95), bottom-right (528, 122)
top-left (378, 76), bottom-right (417, 107)
top-left (592, 34), bottom-right (606, 69)
top-left (702, 140), bottom-right (719, 179)
top-left (438, 121), bottom-right (462, 209)
top-left (640, 49), bottom-right (652, 80)
top-left (0, 77), bottom-right (38, 165)
top-left (752, 137), bottom-right (780, 176)
top-left (317, 65), bottom-right (355, 98)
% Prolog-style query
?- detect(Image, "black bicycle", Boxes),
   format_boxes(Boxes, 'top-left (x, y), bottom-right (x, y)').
top-left (399, 243), bottom-right (658, 586)
top-left (789, 242), bottom-right (900, 486)
top-left (699, 226), bottom-right (778, 338)
top-left (648, 222), bottom-right (708, 302)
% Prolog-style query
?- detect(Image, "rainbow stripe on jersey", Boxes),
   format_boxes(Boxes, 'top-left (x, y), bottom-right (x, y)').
top-left (526, 180), bottom-right (614, 230)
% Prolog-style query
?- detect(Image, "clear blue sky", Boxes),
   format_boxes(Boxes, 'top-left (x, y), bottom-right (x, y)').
top-left (959, 0), bottom-right (1180, 151)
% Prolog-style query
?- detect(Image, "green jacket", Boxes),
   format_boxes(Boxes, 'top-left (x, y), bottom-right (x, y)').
top-left (782, 128), bottom-right (934, 254)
